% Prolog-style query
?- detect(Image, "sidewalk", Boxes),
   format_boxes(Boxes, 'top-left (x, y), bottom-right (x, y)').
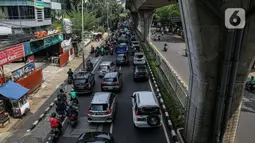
top-left (0, 40), bottom-right (104, 143)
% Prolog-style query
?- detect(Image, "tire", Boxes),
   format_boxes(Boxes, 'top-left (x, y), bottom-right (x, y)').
top-left (133, 78), bottom-right (136, 82)
top-left (147, 115), bottom-right (160, 126)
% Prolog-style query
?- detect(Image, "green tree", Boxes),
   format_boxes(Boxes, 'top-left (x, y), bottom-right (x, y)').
top-left (65, 6), bottom-right (99, 40)
top-left (155, 3), bottom-right (180, 28)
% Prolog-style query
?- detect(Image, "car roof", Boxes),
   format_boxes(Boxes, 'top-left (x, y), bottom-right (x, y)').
top-left (100, 61), bottom-right (112, 65)
top-left (120, 43), bottom-right (127, 45)
top-left (134, 52), bottom-right (144, 55)
top-left (104, 72), bottom-right (118, 78)
top-left (78, 131), bottom-right (112, 142)
top-left (74, 71), bottom-right (90, 79)
top-left (91, 92), bottom-right (111, 104)
top-left (134, 91), bottom-right (159, 107)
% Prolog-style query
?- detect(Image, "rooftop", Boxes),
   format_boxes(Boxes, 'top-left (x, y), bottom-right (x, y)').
top-left (135, 91), bottom-right (158, 107)
top-left (100, 61), bottom-right (112, 65)
top-left (0, 34), bottom-right (34, 50)
top-left (91, 92), bottom-right (111, 104)
top-left (104, 72), bottom-right (118, 78)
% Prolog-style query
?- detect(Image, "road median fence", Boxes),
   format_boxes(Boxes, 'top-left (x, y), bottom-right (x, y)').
top-left (136, 31), bottom-right (186, 129)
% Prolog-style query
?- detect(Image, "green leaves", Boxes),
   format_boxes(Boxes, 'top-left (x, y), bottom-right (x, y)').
top-left (155, 3), bottom-right (180, 25)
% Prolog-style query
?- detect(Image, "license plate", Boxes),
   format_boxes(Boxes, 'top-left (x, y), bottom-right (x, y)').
top-left (95, 112), bottom-right (104, 115)
top-left (108, 87), bottom-right (113, 89)
top-left (137, 118), bottom-right (146, 121)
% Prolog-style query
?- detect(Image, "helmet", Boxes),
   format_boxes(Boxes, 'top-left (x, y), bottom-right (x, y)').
top-left (60, 89), bottom-right (64, 93)
top-left (69, 68), bottom-right (72, 71)
top-left (51, 112), bottom-right (57, 118)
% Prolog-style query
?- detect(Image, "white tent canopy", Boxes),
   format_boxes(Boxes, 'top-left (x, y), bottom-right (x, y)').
top-left (0, 26), bottom-right (12, 35)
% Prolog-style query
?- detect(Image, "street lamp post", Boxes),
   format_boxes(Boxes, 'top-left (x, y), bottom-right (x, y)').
top-left (82, 0), bottom-right (84, 40)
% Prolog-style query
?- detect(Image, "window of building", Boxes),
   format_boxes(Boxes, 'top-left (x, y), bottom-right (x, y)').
top-left (44, 8), bottom-right (51, 19)
top-left (7, 6), bottom-right (35, 19)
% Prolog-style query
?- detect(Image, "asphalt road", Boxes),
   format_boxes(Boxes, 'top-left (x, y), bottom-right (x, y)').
top-left (150, 31), bottom-right (189, 85)
top-left (150, 30), bottom-right (255, 143)
top-left (58, 52), bottom-right (170, 143)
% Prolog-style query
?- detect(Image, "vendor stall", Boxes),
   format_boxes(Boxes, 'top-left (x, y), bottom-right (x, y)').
top-left (0, 81), bottom-right (30, 118)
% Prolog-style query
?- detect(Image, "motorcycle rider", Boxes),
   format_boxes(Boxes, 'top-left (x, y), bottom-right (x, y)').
top-left (57, 89), bottom-right (67, 101)
top-left (67, 68), bottom-right (73, 81)
top-left (164, 43), bottom-right (168, 51)
top-left (55, 90), bottom-right (67, 115)
top-left (86, 59), bottom-right (93, 70)
top-left (66, 103), bottom-right (79, 121)
top-left (70, 88), bottom-right (79, 104)
top-left (49, 112), bottom-right (62, 133)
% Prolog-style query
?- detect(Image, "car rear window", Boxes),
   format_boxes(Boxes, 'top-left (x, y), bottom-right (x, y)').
top-left (90, 104), bottom-right (108, 111)
top-left (104, 78), bottom-right (117, 82)
top-left (136, 67), bottom-right (147, 72)
top-left (74, 79), bottom-right (87, 84)
top-left (99, 65), bottom-right (108, 70)
top-left (135, 54), bottom-right (144, 58)
top-left (138, 107), bottom-right (160, 115)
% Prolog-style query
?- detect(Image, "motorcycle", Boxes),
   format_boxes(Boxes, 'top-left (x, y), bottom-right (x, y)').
top-left (49, 116), bottom-right (62, 142)
top-left (56, 108), bottom-right (66, 121)
top-left (67, 113), bottom-right (78, 128)
top-left (110, 48), bottom-right (113, 55)
top-left (67, 75), bottom-right (73, 84)
top-left (163, 47), bottom-right (168, 52)
top-left (245, 82), bottom-right (255, 92)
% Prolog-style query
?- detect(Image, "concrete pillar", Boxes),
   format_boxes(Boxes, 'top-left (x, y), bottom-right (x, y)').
top-left (131, 12), bottom-right (139, 30)
top-left (138, 10), bottom-right (155, 42)
top-left (179, 0), bottom-right (255, 142)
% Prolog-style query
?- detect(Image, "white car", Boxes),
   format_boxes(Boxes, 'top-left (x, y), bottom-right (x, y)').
top-left (133, 52), bottom-right (146, 65)
top-left (97, 61), bottom-right (116, 77)
top-left (131, 91), bottom-right (162, 128)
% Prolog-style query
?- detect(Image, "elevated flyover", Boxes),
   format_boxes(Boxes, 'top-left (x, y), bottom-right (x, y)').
top-left (126, 0), bottom-right (255, 143)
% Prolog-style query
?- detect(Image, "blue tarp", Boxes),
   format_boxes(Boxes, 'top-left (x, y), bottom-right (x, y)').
top-left (0, 81), bottom-right (29, 100)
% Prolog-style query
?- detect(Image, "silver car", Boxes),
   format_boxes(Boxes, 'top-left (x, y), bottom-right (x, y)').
top-left (133, 52), bottom-right (146, 65)
top-left (97, 61), bottom-right (116, 77)
top-left (87, 92), bottom-right (117, 123)
top-left (131, 91), bottom-right (162, 128)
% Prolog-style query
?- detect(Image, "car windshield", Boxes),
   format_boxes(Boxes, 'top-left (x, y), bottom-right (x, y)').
top-left (104, 78), bottom-right (117, 82)
top-left (74, 79), bottom-right (87, 84)
top-left (138, 107), bottom-right (160, 115)
top-left (136, 67), bottom-right (147, 73)
top-left (99, 65), bottom-right (108, 70)
top-left (90, 104), bottom-right (108, 111)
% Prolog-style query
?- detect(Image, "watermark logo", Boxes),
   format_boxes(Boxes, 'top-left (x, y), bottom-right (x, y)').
top-left (225, 8), bottom-right (245, 29)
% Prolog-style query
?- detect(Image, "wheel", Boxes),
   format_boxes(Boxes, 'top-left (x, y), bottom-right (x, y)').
top-left (133, 78), bottom-right (136, 82)
top-left (147, 115), bottom-right (160, 127)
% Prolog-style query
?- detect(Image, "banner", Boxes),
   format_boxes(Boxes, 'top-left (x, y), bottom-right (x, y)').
top-left (0, 44), bottom-right (25, 66)
top-left (34, 0), bottom-right (44, 8)
top-left (11, 62), bottom-right (35, 82)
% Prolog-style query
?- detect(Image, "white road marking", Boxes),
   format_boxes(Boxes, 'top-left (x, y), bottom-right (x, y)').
top-left (110, 123), bottom-right (113, 134)
top-left (119, 66), bottom-right (122, 71)
top-left (148, 79), bottom-right (171, 143)
top-left (92, 56), bottom-right (103, 73)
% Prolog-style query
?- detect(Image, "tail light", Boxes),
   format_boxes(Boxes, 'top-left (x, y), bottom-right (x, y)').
top-left (125, 60), bottom-right (128, 62)
top-left (115, 81), bottom-right (120, 84)
top-left (68, 116), bottom-right (74, 120)
top-left (102, 82), bottom-right (106, 85)
top-left (135, 109), bottom-right (139, 115)
top-left (106, 109), bottom-right (111, 114)
top-left (88, 110), bottom-right (92, 114)
top-left (88, 83), bottom-right (91, 88)
top-left (145, 74), bottom-right (149, 77)
top-left (116, 60), bottom-right (120, 62)
top-left (133, 74), bottom-right (136, 77)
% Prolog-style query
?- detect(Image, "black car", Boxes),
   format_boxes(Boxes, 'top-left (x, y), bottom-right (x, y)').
top-left (77, 132), bottom-right (115, 143)
top-left (133, 65), bottom-right (149, 81)
top-left (101, 72), bottom-right (123, 91)
top-left (73, 71), bottom-right (95, 94)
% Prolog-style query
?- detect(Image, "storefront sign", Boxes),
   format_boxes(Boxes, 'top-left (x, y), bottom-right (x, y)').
top-left (29, 34), bottom-right (64, 54)
top-left (0, 44), bottom-right (25, 66)
top-left (34, 0), bottom-right (44, 8)
top-left (11, 62), bottom-right (35, 82)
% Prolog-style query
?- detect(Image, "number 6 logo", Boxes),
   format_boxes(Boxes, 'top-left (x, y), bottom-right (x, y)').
top-left (225, 8), bottom-right (246, 29)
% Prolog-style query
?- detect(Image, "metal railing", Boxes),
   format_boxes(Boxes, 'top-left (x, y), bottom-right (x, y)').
top-left (144, 38), bottom-right (188, 108)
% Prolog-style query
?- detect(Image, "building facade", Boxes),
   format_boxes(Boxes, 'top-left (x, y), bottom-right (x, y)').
top-left (0, 0), bottom-right (65, 34)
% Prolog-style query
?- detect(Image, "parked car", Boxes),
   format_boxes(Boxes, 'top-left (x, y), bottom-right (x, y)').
top-left (97, 61), bottom-right (116, 77)
top-left (131, 91), bottom-right (162, 128)
top-left (76, 132), bottom-right (116, 143)
top-left (101, 72), bottom-right (123, 91)
top-left (133, 52), bottom-right (146, 65)
top-left (87, 92), bottom-right (117, 123)
top-left (73, 71), bottom-right (95, 94)
top-left (133, 65), bottom-right (149, 81)
top-left (116, 53), bottom-right (129, 65)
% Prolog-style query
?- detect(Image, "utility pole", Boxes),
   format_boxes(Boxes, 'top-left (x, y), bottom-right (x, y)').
top-left (82, 0), bottom-right (84, 41)
top-left (17, 0), bottom-right (23, 33)
top-left (106, 1), bottom-right (109, 31)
